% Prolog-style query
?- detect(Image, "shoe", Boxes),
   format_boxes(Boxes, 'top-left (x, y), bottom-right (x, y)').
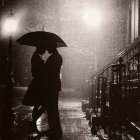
top-left (48, 132), bottom-right (62, 140)
top-left (40, 129), bottom-right (50, 137)
top-left (40, 130), bottom-right (62, 139)
top-left (48, 135), bottom-right (62, 140)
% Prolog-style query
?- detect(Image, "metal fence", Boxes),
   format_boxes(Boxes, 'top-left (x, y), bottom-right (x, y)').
top-left (89, 39), bottom-right (140, 139)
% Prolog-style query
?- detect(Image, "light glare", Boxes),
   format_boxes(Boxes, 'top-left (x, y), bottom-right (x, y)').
top-left (3, 18), bottom-right (18, 35)
top-left (84, 8), bottom-right (102, 28)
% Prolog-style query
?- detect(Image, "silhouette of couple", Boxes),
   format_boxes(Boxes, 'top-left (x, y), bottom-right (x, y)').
top-left (23, 42), bottom-right (62, 140)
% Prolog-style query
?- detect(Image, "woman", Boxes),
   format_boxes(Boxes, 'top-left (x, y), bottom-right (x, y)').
top-left (22, 45), bottom-right (46, 133)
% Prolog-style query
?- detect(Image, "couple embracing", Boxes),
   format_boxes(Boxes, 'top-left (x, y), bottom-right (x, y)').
top-left (23, 41), bottom-right (63, 140)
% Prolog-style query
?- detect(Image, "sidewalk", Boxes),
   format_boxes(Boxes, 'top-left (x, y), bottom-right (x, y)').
top-left (13, 98), bottom-right (99, 140)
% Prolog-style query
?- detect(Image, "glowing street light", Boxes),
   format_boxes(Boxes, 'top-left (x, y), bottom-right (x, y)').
top-left (83, 7), bottom-right (103, 72)
top-left (83, 8), bottom-right (103, 28)
top-left (3, 10), bottom-right (18, 36)
top-left (3, 10), bottom-right (18, 84)
top-left (2, 10), bottom-right (18, 140)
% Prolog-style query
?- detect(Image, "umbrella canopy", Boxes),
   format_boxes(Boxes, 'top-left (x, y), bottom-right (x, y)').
top-left (16, 31), bottom-right (67, 48)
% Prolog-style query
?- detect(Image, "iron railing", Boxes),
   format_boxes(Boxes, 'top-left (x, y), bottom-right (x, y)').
top-left (90, 39), bottom-right (140, 139)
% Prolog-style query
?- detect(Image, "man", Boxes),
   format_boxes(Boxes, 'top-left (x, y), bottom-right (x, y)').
top-left (43, 42), bottom-right (63, 139)
top-left (32, 42), bottom-right (62, 140)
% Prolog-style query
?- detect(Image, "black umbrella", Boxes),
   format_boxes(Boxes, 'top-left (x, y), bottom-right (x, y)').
top-left (16, 31), bottom-right (67, 47)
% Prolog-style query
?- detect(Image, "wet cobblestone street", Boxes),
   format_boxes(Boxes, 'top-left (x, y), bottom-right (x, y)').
top-left (13, 98), bottom-right (98, 140)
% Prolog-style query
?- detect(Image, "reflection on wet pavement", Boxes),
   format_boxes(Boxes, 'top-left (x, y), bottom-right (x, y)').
top-left (14, 98), bottom-right (98, 140)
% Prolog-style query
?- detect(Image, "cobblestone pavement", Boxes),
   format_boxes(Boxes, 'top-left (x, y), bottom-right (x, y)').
top-left (13, 98), bottom-right (99, 140)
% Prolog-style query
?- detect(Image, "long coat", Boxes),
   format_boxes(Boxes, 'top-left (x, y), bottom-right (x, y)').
top-left (22, 52), bottom-right (45, 106)
top-left (44, 50), bottom-right (62, 92)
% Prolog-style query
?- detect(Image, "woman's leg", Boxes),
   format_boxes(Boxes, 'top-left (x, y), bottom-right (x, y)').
top-left (32, 105), bottom-right (40, 123)
top-left (30, 105), bottom-right (41, 133)
top-left (33, 105), bottom-right (47, 121)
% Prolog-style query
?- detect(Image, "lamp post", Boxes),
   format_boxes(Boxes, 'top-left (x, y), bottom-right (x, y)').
top-left (2, 10), bottom-right (17, 140)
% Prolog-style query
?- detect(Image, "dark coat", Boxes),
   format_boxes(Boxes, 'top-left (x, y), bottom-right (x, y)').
top-left (44, 50), bottom-right (62, 92)
top-left (23, 52), bottom-right (45, 106)
top-left (31, 52), bottom-right (44, 79)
